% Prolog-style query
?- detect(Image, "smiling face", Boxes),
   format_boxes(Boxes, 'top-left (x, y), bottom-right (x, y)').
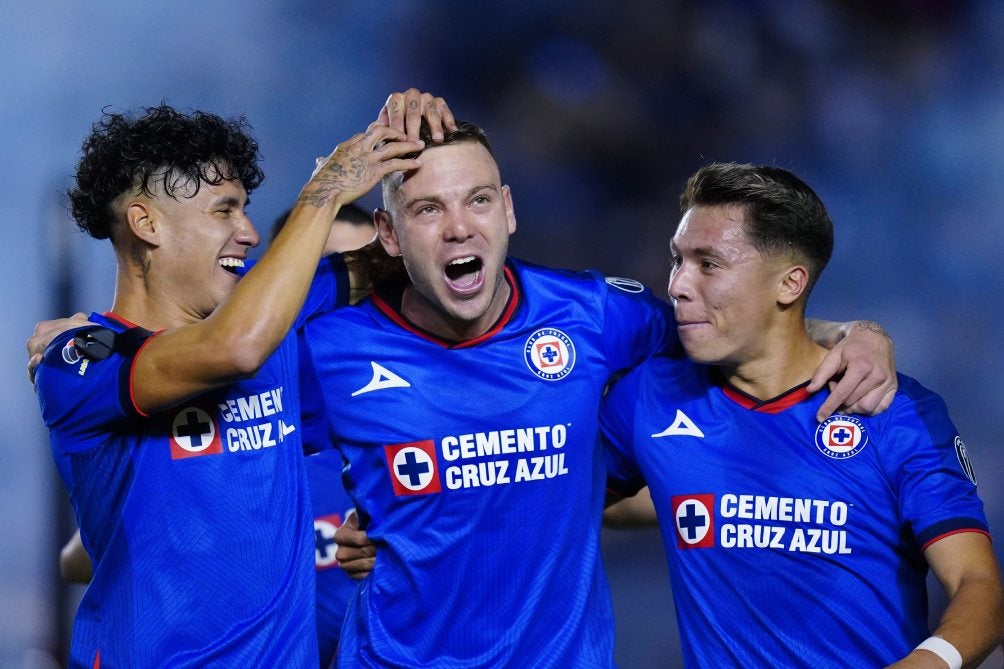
top-left (144, 176), bottom-right (260, 321)
top-left (376, 140), bottom-right (516, 339)
top-left (668, 204), bottom-right (793, 366)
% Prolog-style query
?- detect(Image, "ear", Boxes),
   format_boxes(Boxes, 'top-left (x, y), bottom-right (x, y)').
top-left (502, 185), bottom-right (517, 235)
top-left (125, 201), bottom-right (161, 248)
top-left (374, 208), bottom-right (401, 257)
top-left (776, 264), bottom-right (809, 306)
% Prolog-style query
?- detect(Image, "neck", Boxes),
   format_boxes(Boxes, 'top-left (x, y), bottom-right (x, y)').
top-left (400, 276), bottom-right (512, 342)
top-left (109, 257), bottom-right (199, 331)
top-left (723, 323), bottom-right (827, 401)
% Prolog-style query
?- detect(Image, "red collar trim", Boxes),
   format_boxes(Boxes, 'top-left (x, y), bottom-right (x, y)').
top-left (372, 264), bottom-right (521, 349)
top-left (103, 311), bottom-right (140, 329)
top-left (721, 381), bottom-right (813, 414)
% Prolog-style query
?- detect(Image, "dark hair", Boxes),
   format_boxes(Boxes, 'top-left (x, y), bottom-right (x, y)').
top-left (68, 105), bottom-right (265, 240)
top-left (270, 201), bottom-right (372, 242)
top-left (382, 119), bottom-right (496, 208)
top-left (419, 119), bottom-right (494, 156)
top-left (679, 162), bottom-right (833, 295)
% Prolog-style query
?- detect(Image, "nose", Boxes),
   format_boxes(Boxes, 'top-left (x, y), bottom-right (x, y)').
top-left (442, 210), bottom-right (474, 243)
top-left (235, 213), bottom-right (260, 248)
top-left (668, 263), bottom-right (690, 302)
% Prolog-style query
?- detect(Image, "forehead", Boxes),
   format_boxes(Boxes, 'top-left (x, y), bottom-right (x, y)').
top-left (397, 141), bottom-right (500, 199)
top-left (673, 204), bottom-right (750, 250)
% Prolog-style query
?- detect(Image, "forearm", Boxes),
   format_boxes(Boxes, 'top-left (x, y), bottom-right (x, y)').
top-left (134, 198), bottom-right (338, 412)
top-left (806, 318), bottom-right (890, 349)
top-left (926, 574), bottom-right (1004, 668)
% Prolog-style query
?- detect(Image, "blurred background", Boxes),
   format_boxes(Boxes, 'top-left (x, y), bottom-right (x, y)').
top-left (2, 1), bottom-right (1002, 666)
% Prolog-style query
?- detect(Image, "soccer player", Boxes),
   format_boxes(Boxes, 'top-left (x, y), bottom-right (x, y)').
top-left (303, 120), bottom-right (899, 667)
top-left (31, 102), bottom-right (428, 667)
top-left (600, 163), bottom-right (1004, 667)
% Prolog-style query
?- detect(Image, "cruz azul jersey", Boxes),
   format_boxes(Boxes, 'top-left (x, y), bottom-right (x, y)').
top-left (600, 355), bottom-right (990, 668)
top-left (302, 258), bottom-right (676, 668)
top-left (302, 331), bottom-right (359, 667)
top-left (34, 257), bottom-right (347, 669)
top-left (303, 349), bottom-right (360, 668)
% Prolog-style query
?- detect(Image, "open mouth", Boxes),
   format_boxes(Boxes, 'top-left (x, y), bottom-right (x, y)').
top-left (219, 257), bottom-right (245, 275)
top-left (444, 255), bottom-right (483, 291)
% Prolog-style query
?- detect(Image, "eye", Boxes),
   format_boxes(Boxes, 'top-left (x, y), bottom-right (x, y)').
top-left (700, 259), bottom-right (718, 271)
top-left (471, 194), bottom-right (490, 205)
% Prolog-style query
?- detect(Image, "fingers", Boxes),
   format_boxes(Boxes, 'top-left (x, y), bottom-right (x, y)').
top-left (814, 361), bottom-right (896, 421)
top-left (334, 511), bottom-right (376, 579)
top-left (27, 353), bottom-right (41, 384)
top-left (843, 382), bottom-right (898, 417)
top-left (806, 350), bottom-right (841, 393)
top-left (338, 555), bottom-right (376, 580)
top-left (380, 89), bottom-right (457, 142)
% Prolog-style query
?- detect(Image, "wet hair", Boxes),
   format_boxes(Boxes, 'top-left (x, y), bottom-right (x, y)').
top-left (68, 104), bottom-right (264, 240)
top-left (381, 119), bottom-right (496, 209)
top-left (679, 162), bottom-right (833, 295)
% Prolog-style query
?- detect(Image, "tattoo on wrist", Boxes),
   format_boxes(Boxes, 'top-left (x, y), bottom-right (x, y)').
top-left (298, 155), bottom-right (369, 207)
top-left (854, 320), bottom-right (891, 340)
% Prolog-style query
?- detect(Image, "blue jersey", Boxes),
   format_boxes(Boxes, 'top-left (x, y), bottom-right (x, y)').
top-left (601, 356), bottom-right (990, 668)
top-left (35, 258), bottom-right (348, 668)
top-left (302, 259), bottom-right (676, 668)
top-left (306, 449), bottom-right (358, 669)
top-left (302, 341), bottom-right (360, 668)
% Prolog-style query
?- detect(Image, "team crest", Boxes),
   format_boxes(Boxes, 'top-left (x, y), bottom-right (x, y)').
top-left (673, 494), bottom-right (715, 548)
top-left (314, 512), bottom-right (344, 570)
top-left (385, 440), bottom-right (442, 496)
top-left (605, 277), bottom-right (645, 293)
top-left (954, 436), bottom-right (978, 485)
top-left (170, 405), bottom-right (223, 460)
top-left (524, 328), bottom-right (576, 381)
top-left (815, 415), bottom-right (868, 459)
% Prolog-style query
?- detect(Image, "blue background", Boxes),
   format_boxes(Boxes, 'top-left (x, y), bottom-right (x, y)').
top-left (2, 1), bottom-right (1002, 666)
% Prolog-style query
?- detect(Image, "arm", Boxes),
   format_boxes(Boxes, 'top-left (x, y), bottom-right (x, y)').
top-left (131, 123), bottom-right (423, 413)
top-left (26, 313), bottom-right (93, 383)
top-left (603, 486), bottom-right (658, 529)
top-left (806, 319), bottom-right (897, 421)
top-left (59, 529), bottom-right (93, 585)
top-left (334, 510), bottom-right (376, 580)
top-left (887, 533), bottom-right (1004, 668)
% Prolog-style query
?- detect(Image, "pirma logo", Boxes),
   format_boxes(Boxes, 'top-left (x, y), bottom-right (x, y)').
top-left (385, 440), bottom-right (442, 496)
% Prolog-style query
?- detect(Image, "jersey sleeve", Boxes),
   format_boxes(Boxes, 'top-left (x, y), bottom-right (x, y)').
top-left (297, 334), bottom-right (336, 456)
top-left (296, 254), bottom-right (350, 328)
top-left (35, 326), bottom-right (146, 454)
top-left (880, 375), bottom-right (989, 550)
top-left (596, 274), bottom-right (679, 376)
top-left (599, 366), bottom-right (647, 498)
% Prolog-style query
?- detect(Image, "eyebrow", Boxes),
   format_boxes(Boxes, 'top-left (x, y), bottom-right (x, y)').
top-left (402, 183), bottom-right (499, 210)
top-left (210, 195), bottom-right (244, 209)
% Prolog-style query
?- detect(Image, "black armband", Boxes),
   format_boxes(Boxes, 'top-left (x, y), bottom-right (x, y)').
top-left (72, 326), bottom-right (154, 361)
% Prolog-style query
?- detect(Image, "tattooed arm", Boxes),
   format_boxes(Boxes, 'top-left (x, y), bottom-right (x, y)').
top-left (128, 122), bottom-right (425, 413)
top-left (806, 319), bottom-right (897, 421)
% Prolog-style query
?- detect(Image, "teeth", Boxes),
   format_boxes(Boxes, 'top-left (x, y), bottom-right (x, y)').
top-left (219, 258), bottom-right (245, 268)
top-left (449, 256), bottom-right (476, 266)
